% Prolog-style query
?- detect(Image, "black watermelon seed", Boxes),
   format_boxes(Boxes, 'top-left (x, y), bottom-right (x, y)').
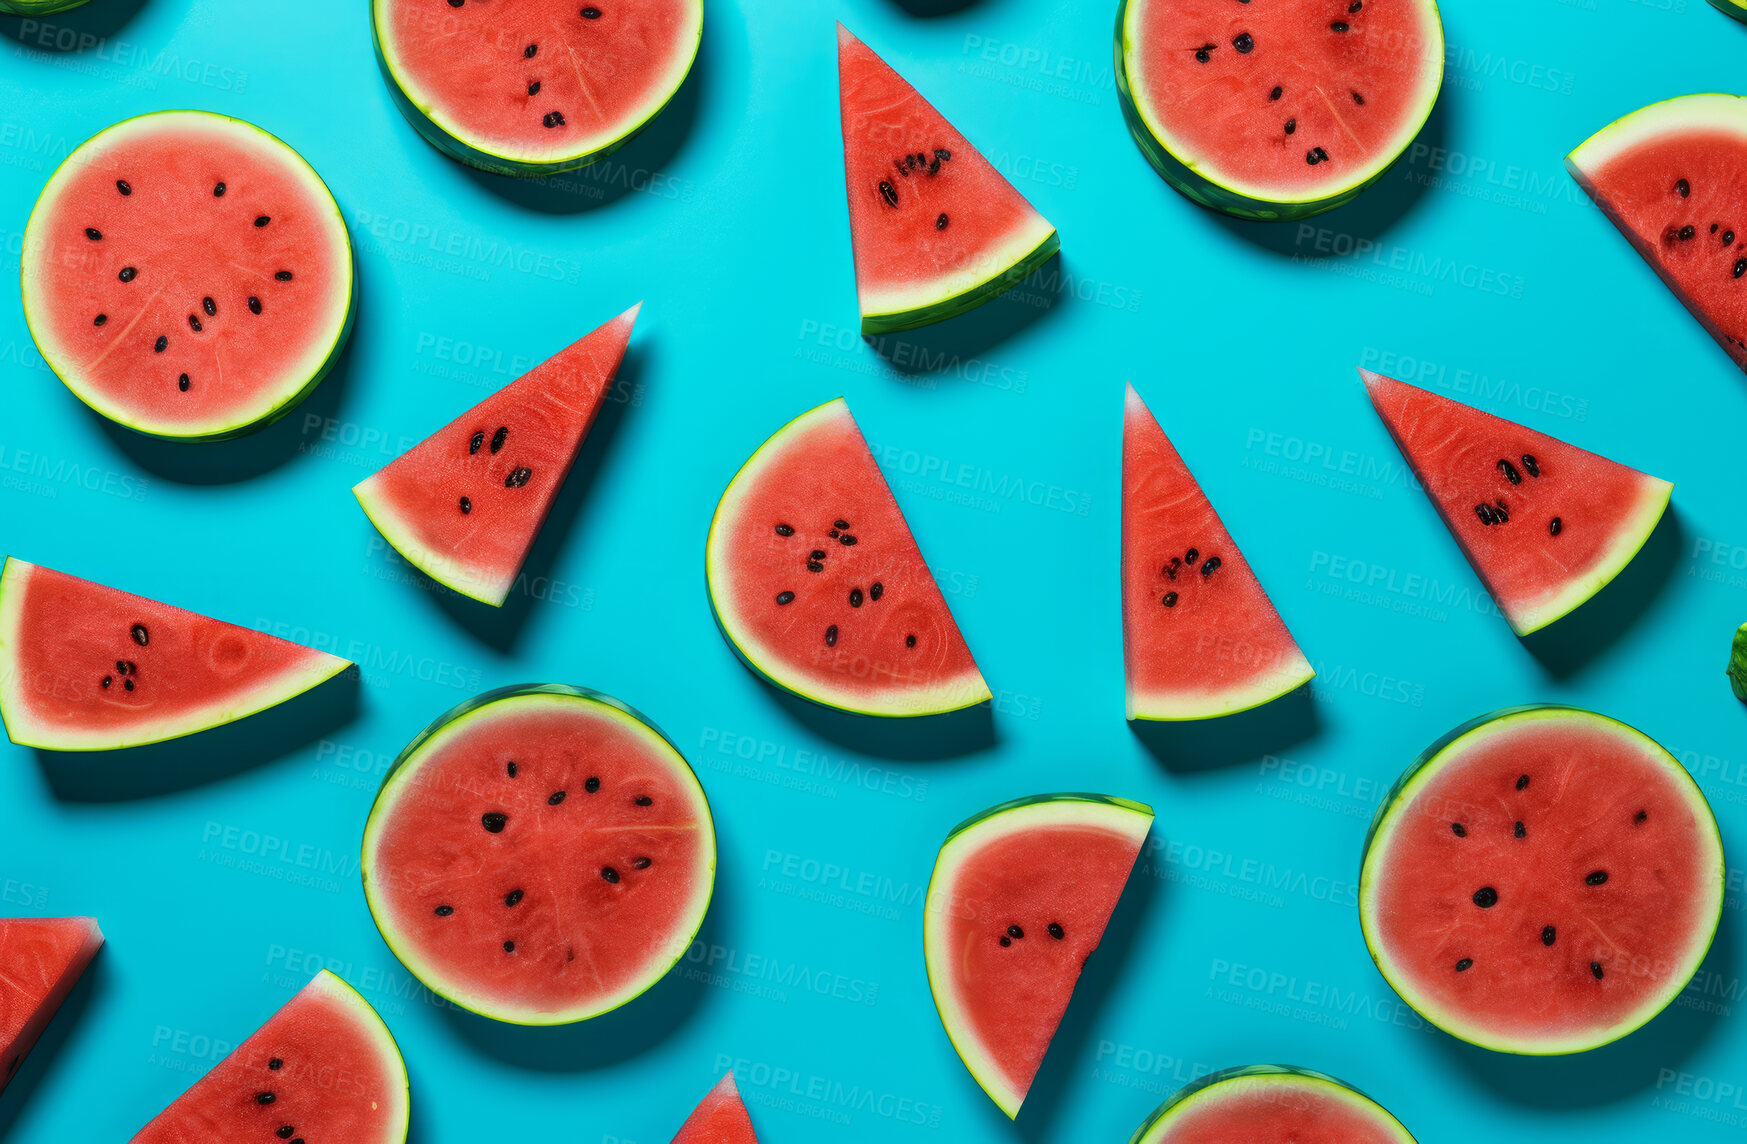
top-left (1351, 90), bottom-right (1365, 105)
top-left (935, 149), bottom-right (951, 162)
top-left (117, 661), bottom-right (133, 675)
top-left (833, 519), bottom-right (849, 529)
top-left (1307, 149), bottom-right (1321, 165)
top-left (482, 812), bottom-right (508, 833)
top-left (507, 761), bottom-right (517, 777)
top-left (131, 624), bottom-right (148, 646)
top-left (1185, 548), bottom-right (1199, 565)
top-left (1521, 454), bottom-right (1539, 478)
top-left (101, 675), bottom-right (112, 689)
top-left (1514, 821), bottom-right (1526, 838)
top-left (806, 561), bottom-right (824, 573)
top-left (825, 624), bottom-right (838, 647)
top-left (525, 43), bottom-right (538, 57)
top-left (839, 534), bottom-right (858, 545)
top-left (188, 315), bottom-right (202, 332)
top-left (1591, 961), bottom-right (1605, 979)
top-left (119, 267), bottom-right (136, 282)
top-left (249, 296), bottom-right (262, 314)
top-left (1195, 46), bottom-right (1212, 63)
top-left (214, 182), bottom-right (226, 197)
top-left (1163, 592), bottom-right (1179, 607)
top-left (275, 270), bottom-right (293, 281)
top-left (633, 857), bottom-right (652, 869)
top-left (1165, 557), bottom-right (1182, 579)
top-left (1475, 503), bottom-right (1496, 525)
top-left (528, 81), bottom-right (542, 96)
top-left (1201, 556), bottom-right (1222, 577)
top-left (774, 523), bottom-right (794, 536)
top-left (1498, 458), bottom-right (1522, 484)
top-left (906, 634), bottom-right (917, 648)
top-left (1516, 773), bottom-right (1530, 790)
top-left (1585, 870), bottom-right (1608, 885)
top-left (1634, 809), bottom-right (1647, 824)
top-left (116, 180), bottom-right (131, 195)
top-left (505, 467), bottom-right (533, 488)
top-left (254, 216), bottom-right (271, 227)
top-left (469, 431), bottom-right (484, 454)
top-left (434, 904), bottom-right (454, 916)
top-left (276, 1128), bottom-right (293, 1141)
top-left (870, 582), bottom-right (883, 601)
top-left (999, 936), bottom-right (1012, 947)
top-left (256, 1093), bottom-right (275, 1105)
top-left (1233, 32), bottom-right (1253, 52)
top-left (632, 796), bottom-right (654, 809)
top-left (203, 297), bottom-right (217, 316)
top-left (504, 889), bottom-right (524, 907)
top-left (1473, 886), bottom-right (1499, 908)
top-left (1549, 517), bottom-right (1562, 536)
top-left (776, 591), bottom-right (795, 605)
top-left (85, 227), bottom-right (101, 240)
top-left (602, 867), bottom-right (620, 883)
top-left (582, 6), bottom-right (602, 16)
top-left (585, 776), bottom-right (600, 793)
top-left (1542, 925), bottom-right (1556, 946)
top-left (459, 496), bottom-right (472, 514)
top-left (1007, 924), bottom-right (1024, 939)
top-left (491, 426), bottom-right (508, 453)
top-left (1725, 230), bottom-right (1737, 245)
top-left (94, 314), bottom-right (107, 326)
top-left (178, 374), bottom-right (190, 391)
top-left (1734, 258), bottom-right (1746, 279)
top-left (549, 791), bottom-right (566, 805)
top-left (1676, 178), bottom-right (1691, 197)
top-left (1714, 224), bottom-right (1721, 234)
top-left (124, 679), bottom-right (134, 692)
top-left (1269, 86), bottom-right (1283, 101)
top-left (449, 0), bottom-right (463, 6)
top-left (154, 336), bottom-right (167, 353)
top-left (879, 181), bottom-right (898, 207)
top-left (543, 112), bottom-right (566, 128)
top-left (268, 1059), bottom-right (283, 1070)
top-left (810, 549), bottom-right (826, 560)
top-left (1679, 224), bottom-right (1696, 241)
top-left (936, 213), bottom-right (949, 231)
top-left (1284, 118), bottom-right (1296, 135)
top-left (1455, 958), bottom-right (1473, 972)
top-left (849, 588), bottom-right (863, 607)
top-left (504, 941), bottom-right (516, 952)
top-left (1452, 823), bottom-right (1466, 837)
top-left (1492, 499), bottom-right (1509, 523)
top-left (1331, 20), bottom-right (1349, 31)
top-left (1048, 923), bottom-right (1064, 939)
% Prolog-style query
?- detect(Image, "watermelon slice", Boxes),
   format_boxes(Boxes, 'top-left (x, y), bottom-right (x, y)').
top-left (1123, 385), bottom-right (1313, 720)
top-left (353, 304), bottom-right (638, 607)
top-left (0, 558), bottom-right (351, 751)
top-left (1130, 1065), bottom-right (1415, 1144)
top-left (924, 793), bottom-right (1152, 1118)
top-left (1360, 705), bottom-right (1724, 1054)
top-left (837, 26), bottom-right (1059, 334)
top-left (0, 917), bottom-right (103, 1093)
top-left (20, 111), bottom-right (354, 440)
top-left (362, 684), bottom-right (715, 1025)
top-left (1361, 369), bottom-right (1672, 636)
top-left (132, 971), bottom-right (408, 1142)
top-left (705, 398), bottom-right (989, 718)
top-left (1115, 0), bottom-right (1445, 219)
top-left (1566, 94), bottom-right (1747, 370)
top-left (372, 0), bottom-right (703, 176)
top-left (672, 1073), bottom-right (759, 1143)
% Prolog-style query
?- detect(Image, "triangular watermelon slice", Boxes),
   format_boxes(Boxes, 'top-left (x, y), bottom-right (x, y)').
top-left (354, 304), bottom-right (639, 606)
top-left (837, 26), bottom-right (1059, 334)
top-left (1122, 385), bottom-right (1313, 720)
top-left (0, 917), bottom-right (103, 1092)
top-left (672, 1073), bottom-right (759, 1143)
top-left (1362, 369), bottom-right (1673, 635)
top-left (0, 559), bottom-right (351, 751)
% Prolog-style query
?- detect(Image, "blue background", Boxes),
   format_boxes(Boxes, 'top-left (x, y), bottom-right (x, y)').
top-left (2, 0), bottom-right (1746, 1141)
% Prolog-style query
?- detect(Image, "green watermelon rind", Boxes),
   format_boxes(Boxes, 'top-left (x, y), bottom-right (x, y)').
top-left (1112, 0), bottom-right (1446, 221)
top-left (923, 793), bottom-right (1154, 1119)
top-left (298, 971), bottom-right (412, 1144)
top-left (0, 0), bottom-right (91, 13)
top-left (1128, 1064), bottom-right (1417, 1144)
top-left (1706, 0), bottom-right (1747, 21)
top-left (859, 227), bottom-right (1061, 336)
top-left (1358, 704), bottom-right (1726, 1056)
top-left (360, 683), bottom-right (717, 1027)
top-left (370, 0), bottom-right (704, 178)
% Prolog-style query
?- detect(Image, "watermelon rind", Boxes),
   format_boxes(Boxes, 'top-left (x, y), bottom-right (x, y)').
top-left (0, 0), bottom-right (92, 13)
top-left (20, 111), bottom-right (355, 441)
top-left (1129, 1064), bottom-right (1416, 1144)
top-left (923, 793), bottom-right (1153, 1119)
top-left (361, 683), bottom-right (717, 1026)
top-left (370, 0), bottom-right (704, 178)
top-left (1706, 0), bottom-right (1747, 21)
top-left (859, 226), bottom-right (1060, 336)
top-left (1113, 0), bottom-right (1445, 221)
top-left (299, 970), bottom-right (411, 1144)
top-left (1728, 622), bottom-right (1747, 701)
top-left (1359, 705), bottom-right (1726, 1055)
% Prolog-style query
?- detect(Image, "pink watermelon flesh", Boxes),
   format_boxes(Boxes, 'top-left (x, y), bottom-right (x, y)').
top-left (837, 26), bottom-right (1057, 332)
top-left (706, 399), bottom-right (988, 717)
top-left (1362, 370), bottom-right (1672, 636)
top-left (1135, 1069), bottom-right (1412, 1144)
top-left (672, 1073), bottom-right (759, 1143)
top-left (1123, 385), bottom-right (1312, 719)
top-left (132, 971), bottom-right (407, 1143)
top-left (21, 111), bottom-right (352, 439)
top-left (0, 917), bottom-right (103, 1092)
top-left (353, 304), bottom-right (638, 607)
top-left (0, 559), bottom-right (351, 751)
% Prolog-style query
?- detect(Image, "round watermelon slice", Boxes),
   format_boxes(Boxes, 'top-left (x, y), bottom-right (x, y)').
top-left (706, 398), bottom-right (989, 718)
top-left (362, 684), bottom-right (715, 1025)
top-left (673, 1073), bottom-right (760, 1143)
top-left (1129, 1065), bottom-right (1415, 1144)
top-left (1360, 706), bottom-right (1724, 1055)
top-left (924, 793), bottom-right (1153, 1119)
top-left (1116, 0), bottom-right (1444, 219)
top-left (1566, 94), bottom-right (1747, 370)
top-left (21, 111), bottom-right (354, 440)
top-left (0, 917), bottom-right (103, 1094)
top-left (372, 0), bottom-right (703, 176)
top-left (132, 970), bottom-right (408, 1143)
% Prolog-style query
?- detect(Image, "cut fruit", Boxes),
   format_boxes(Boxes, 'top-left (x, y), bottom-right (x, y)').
top-left (1129, 1064), bottom-right (1417, 1144)
top-left (1123, 384), bottom-right (1313, 719)
top-left (353, 304), bottom-right (638, 607)
top-left (0, 558), bottom-right (351, 751)
top-left (1567, 94), bottom-right (1747, 370)
top-left (924, 793), bottom-right (1153, 1118)
top-left (131, 971), bottom-right (408, 1143)
top-left (706, 398), bottom-right (989, 718)
top-left (672, 1073), bottom-right (759, 1143)
top-left (372, 0), bottom-right (703, 176)
top-left (0, 917), bottom-right (103, 1093)
top-left (21, 111), bottom-right (354, 439)
top-left (1729, 622), bottom-right (1747, 701)
top-left (1361, 369), bottom-right (1671, 636)
top-left (1360, 705), bottom-right (1724, 1054)
top-left (1116, 0), bottom-right (1444, 219)
top-left (362, 684), bottom-right (715, 1025)
top-left (837, 25), bottom-right (1059, 333)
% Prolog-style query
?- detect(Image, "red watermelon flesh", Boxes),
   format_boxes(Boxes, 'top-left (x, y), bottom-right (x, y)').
top-left (0, 917), bottom-right (103, 1092)
top-left (672, 1073), bottom-right (759, 1143)
top-left (132, 971), bottom-right (407, 1143)
top-left (1123, 385), bottom-right (1312, 720)
top-left (353, 304), bottom-right (638, 607)
top-left (1361, 370), bottom-right (1672, 636)
top-left (0, 559), bottom-right (351, 751)
top-left (1566, 95), bottom-right (1747, 370)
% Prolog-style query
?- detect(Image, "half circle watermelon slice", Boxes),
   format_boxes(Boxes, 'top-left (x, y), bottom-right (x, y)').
top-left (924, 793), bottom-right (1153, 1119)
top-left (1567, 94), bottom-right (1747, 370)
top-left (354, 304), bottom-right (638, 607)
top-left (706, 398), bottom-right (989, 718)
top-left (131, 970), bottom-right (408, 1143)
top-left (362, 684), bottom-right (715, 1025)
top-left (1124, 384), bottom-right (1312, 720)
top-left (1362, 369), bottom-right (1672, 636)
top-left (21, 111), bottom-right (354, 440)
top-left (0, 558), bottom-right (351, 751)
top-left (1129, 1064), bottom-right (1416, 1144)
top-left (672, 1073), bottom-right (759, 1143)
top-left (0, 917), bottom-right (103, 1094)
top-left (372, 0), bottom-right (703, 176)
top-left (1360, 705), bottom-right (1724, 1055)
top-left (837, 26), bottom-right (1059, 334)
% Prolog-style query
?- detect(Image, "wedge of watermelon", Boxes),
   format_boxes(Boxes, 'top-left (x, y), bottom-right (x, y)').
top-left (837, 26), bottom-right (1059, 334)
top-left (706, 398), bottom-right (989, 717)
top-left (0, 917), bottom-right (103, 1093)
top-left (1566, 94), bottom-right (1747, 370)
top-left (673, 1073), bottom-right (759, 1143)
top-left (0, 559), bottom-right (351, 751)
top-left (924, 794), bottom-right (1152, 1118)
top-left (1124, 385), bottom-right (1312, 720)
top-left (1129, 1065), bottom-right (1417, 1144)
top-left (132, 971), bottom-right (408, 1142)
top-left (1361, 370), bottom-right (1672, 636)
top-left (354, 304), bottom-right (638, 607)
